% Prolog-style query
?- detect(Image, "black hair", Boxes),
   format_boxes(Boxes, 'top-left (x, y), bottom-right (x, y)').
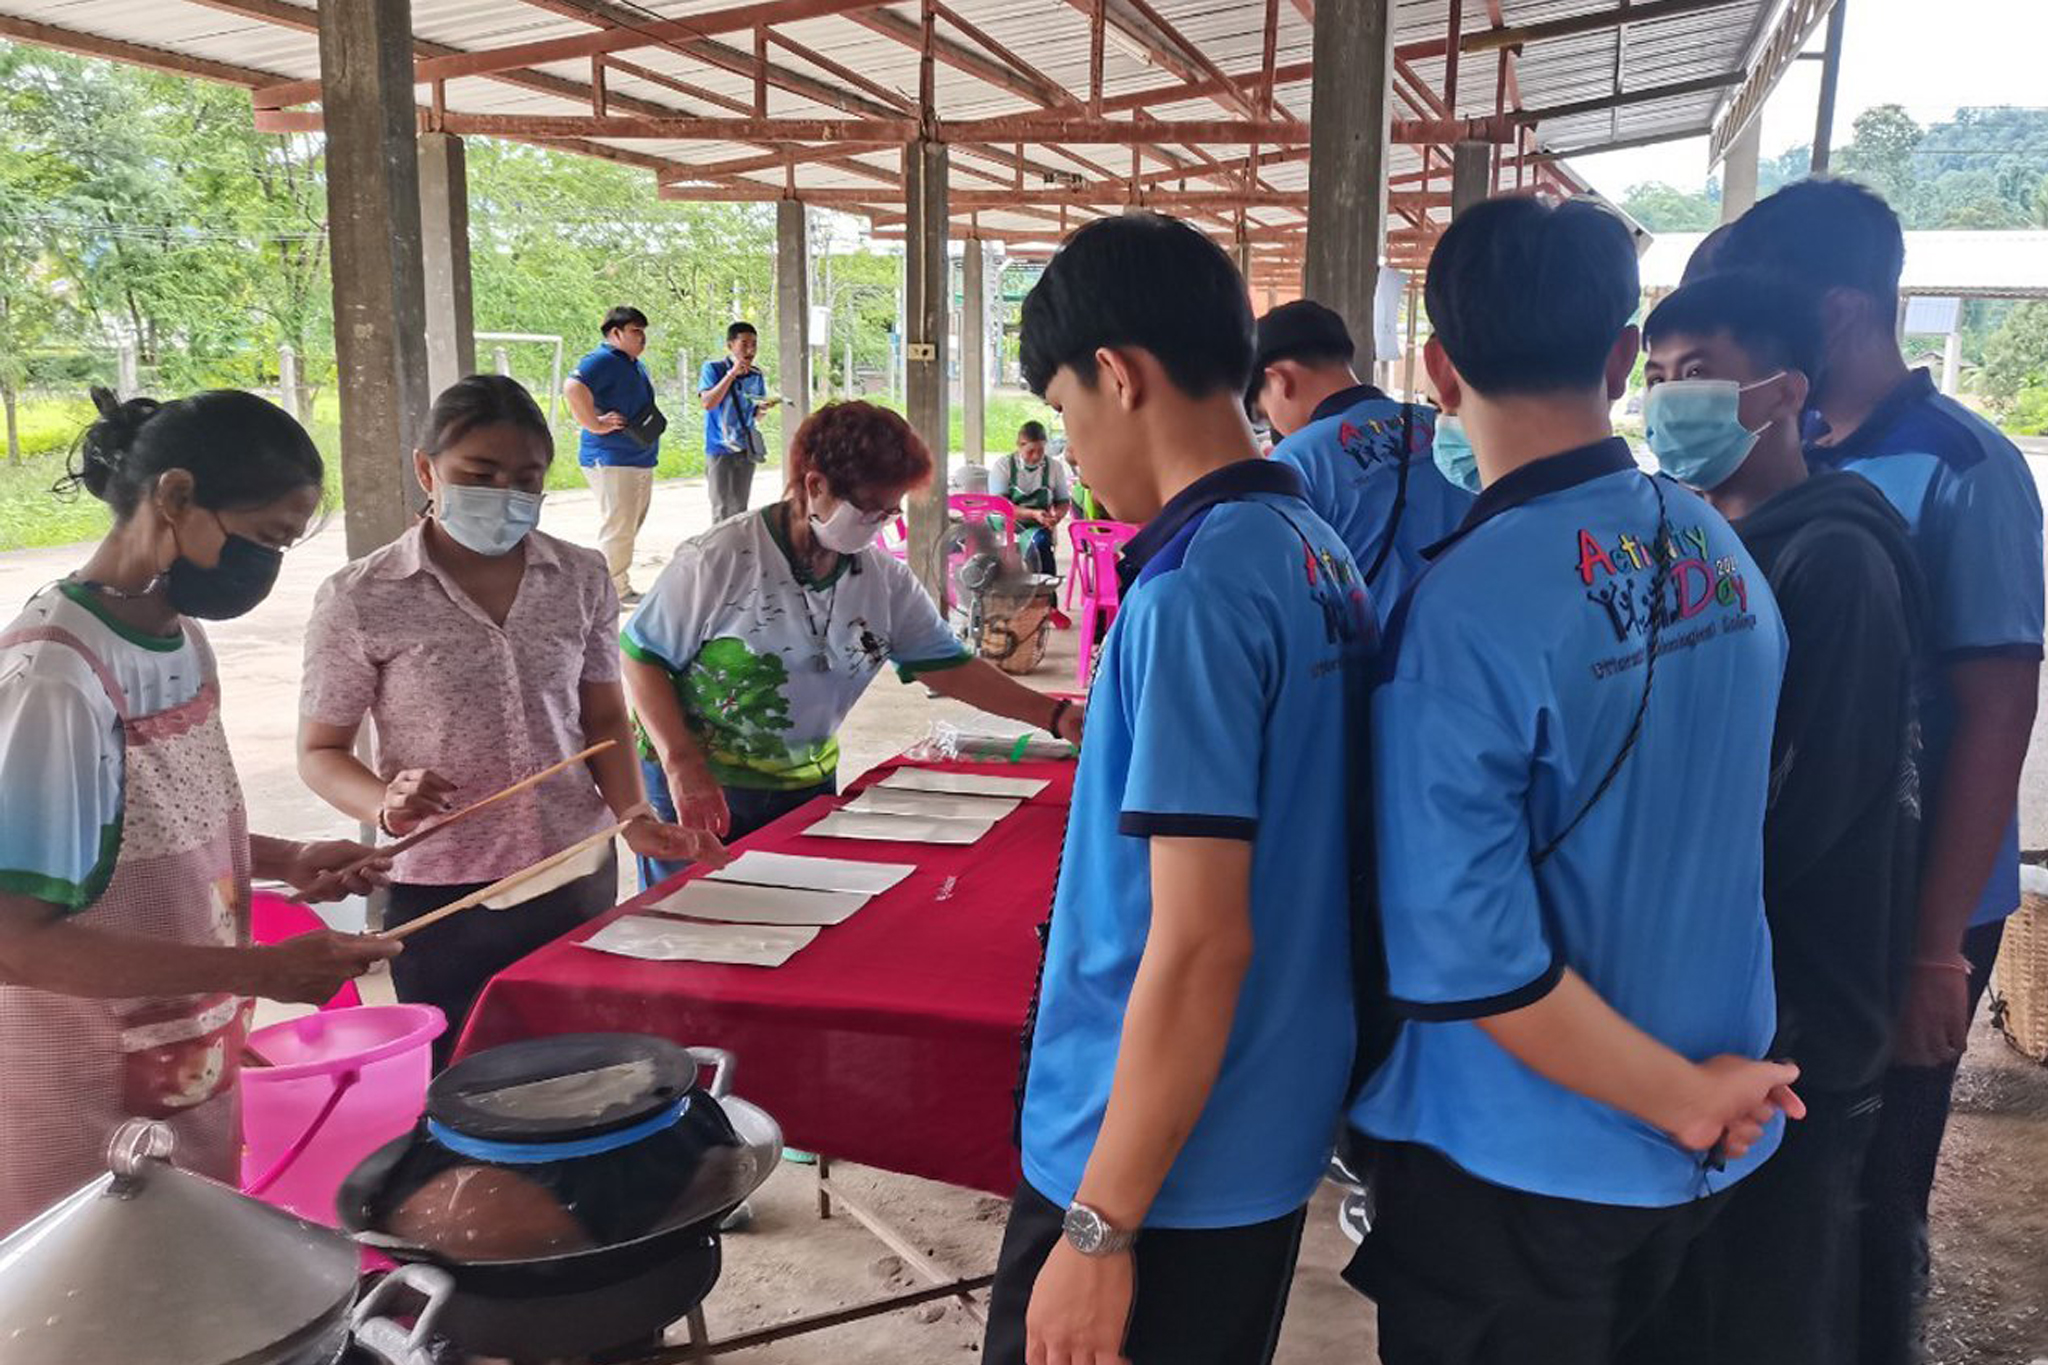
top-left (601, 305), bottom-right (648, 337)
top-left (1424, 196), bottom-right (1640, 397)
top-left (727, 321), bottom-right (758, 343)
top-left (419, 374), bottom-right (554, 460)
top-left (59, 386), bottom-right (323, 520)
top-left (1643, 271), bottom-right (1824, 383)
top-left (1020, 213), bottom-right (1254, 399)
top-left (1717, 177), bottom-right (1905, 317)
top-left (1017, 420), bottom-right (1049, 443)
top-left (1680, 223), bottom-right (1733, 286)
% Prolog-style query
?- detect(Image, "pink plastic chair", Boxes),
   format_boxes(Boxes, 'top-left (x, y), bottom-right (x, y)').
top-left (875, 514), bottom-right (909, 561)
top-left (252, 890), bottom-right (361, 1011)
top-left (948, 493), bottom-right (1018, 547)
top-left (1068, 520), bottom-right (1138, 687)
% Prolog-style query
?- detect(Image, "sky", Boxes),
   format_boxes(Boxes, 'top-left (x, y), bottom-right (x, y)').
top-left (1569, 0), bottom-right (2048, 198)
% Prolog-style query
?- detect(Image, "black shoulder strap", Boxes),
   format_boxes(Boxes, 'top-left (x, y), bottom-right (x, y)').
top-left (1531, 473), bottom-right (1674, 868)
top-left (1356, 402), bottom-right (1414, 589)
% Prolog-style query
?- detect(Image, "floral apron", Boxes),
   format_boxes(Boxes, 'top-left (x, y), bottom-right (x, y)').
top-left (0, 621), bottom-right (250, 1235)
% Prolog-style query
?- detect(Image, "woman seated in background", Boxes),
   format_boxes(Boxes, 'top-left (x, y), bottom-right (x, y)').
top-left (298, 375), bottom-right (715, 1063)
top-left (623, 400), bottom-right (1085, 891)
top-left (991, 420), bottom-right (1072, 576)
top-left (0, 387), bottom-right (396, 1236)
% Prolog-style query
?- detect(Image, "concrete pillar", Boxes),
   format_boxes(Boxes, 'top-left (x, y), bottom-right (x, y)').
top-left (844, 339), bottom-right (855, 399)
top-left (117, 338), bottom-right (139, 399)
top-left (903, 140), bottom-right (951, 606)
top-left (1451, 140), bottom-right (1492, 219)
top-left (1721, 119), bottom-right (1763, 224)
top-left (278, 344), bottom-right (301, 422)
top-left (320, 0), bottom-right (430, 558)
top-left (1305, 0), bottom-right (1394, 364)
top-left (418, 131), bottom-right (475, 400)
top-left (962, 240), bottom-right (988, 465)
top-left (493, 346), bottom-right (512, 377)
top-left (1942, 328), bottom-right (1963, 396)
top-left (775, 200), bottom-right (811, 445)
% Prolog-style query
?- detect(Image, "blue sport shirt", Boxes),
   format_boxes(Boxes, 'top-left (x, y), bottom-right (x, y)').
top-left (1351, 438), bottom-right (1788, 1208)
top-left (700, 357), bottom-right (768, 459)
top-left (1269, 384), bottom-right (1474, 627)
top-left (1808, 369), bottom-right (2045, 927)
top-left (1020, 460), bottom-right (1377, 1229)
top-left (570, 344), bottom-right (658, 468)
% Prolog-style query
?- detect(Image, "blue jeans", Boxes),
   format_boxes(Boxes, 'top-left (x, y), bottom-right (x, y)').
top-left (1021, 526), bottom-right (1056, 576)
top-left (638, 756), bottom-right (837, 891)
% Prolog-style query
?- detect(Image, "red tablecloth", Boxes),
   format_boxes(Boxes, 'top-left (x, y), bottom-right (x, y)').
top-left (455, 756), bottom-right (1073, 1195)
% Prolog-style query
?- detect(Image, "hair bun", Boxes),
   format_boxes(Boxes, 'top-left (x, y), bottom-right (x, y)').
top-left (70, 386), bottom-right (164, 504)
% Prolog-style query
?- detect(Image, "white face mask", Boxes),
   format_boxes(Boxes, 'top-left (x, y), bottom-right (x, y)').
top-left (809, 497), bottom-right (894, 554)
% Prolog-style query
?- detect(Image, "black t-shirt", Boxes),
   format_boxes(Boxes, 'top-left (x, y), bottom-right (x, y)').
top-left (1734, 470), bottom-right (1928, 1093)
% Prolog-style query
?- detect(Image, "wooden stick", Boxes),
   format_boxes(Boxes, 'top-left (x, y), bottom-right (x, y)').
top-left (339, 740), bottom-right (617, 878)
top-left (380, 822), bottom-right (627, 943)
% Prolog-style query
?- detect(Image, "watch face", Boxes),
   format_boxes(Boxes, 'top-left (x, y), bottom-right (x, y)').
top-left (1062, 1203), bottom-right (1106, 1254)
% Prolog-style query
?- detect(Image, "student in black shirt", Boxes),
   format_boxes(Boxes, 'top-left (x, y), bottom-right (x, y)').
top-left (1630, 272), bottom-right (1927, 1365)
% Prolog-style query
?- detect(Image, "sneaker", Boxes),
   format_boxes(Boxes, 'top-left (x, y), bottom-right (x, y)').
top-left (781, 1147), bottom-right (818, 1165)
top-left (1338, 1190), bottom-right (1372, 1245)
top-left (718, 1201), bottom-right (755, 1232)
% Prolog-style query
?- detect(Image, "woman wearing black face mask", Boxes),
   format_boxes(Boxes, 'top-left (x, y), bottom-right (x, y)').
top-left (0, 387), bottom-right (400, 1236)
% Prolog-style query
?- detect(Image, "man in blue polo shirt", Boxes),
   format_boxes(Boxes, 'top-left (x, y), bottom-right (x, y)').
top-left (1718, 178), bottom-right (2045, 1365)
top-left (1250, 298), bottom-right (1473, 623)
top-left (699, 321), bottom-right (778, 523)
top-left (1346, 196), bottom-right (1805, 1365)
top-left (565, 304), bottom-right (660, 600)
top-left (983, 212), bottom-right (1374, 1365)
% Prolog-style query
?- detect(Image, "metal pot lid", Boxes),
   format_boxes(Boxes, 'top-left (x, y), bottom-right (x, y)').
top-left (0, 1122), bottom-right (359, 1365)
top-left (427, 1033), bottom-right (697, 1142)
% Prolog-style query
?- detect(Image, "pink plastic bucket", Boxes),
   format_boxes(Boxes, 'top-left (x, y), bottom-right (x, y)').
top-left (239, 1004), bottom-right (445, 1226)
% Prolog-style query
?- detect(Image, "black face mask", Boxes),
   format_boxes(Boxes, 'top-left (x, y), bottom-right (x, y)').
top-left (164, 529), bottom-right (284, 620)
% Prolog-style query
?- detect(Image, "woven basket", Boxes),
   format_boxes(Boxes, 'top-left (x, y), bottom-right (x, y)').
top-left (1992, 886), bottom-right (2048, 1063)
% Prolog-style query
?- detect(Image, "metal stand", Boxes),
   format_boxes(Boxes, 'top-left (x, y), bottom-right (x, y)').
top-left (623, 1155), bottom-right (995, 1363)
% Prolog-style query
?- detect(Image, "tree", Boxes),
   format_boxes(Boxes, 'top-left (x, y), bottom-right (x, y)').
top-left (1981, 302), bottom-right (2048, 413)
top-left (1618, 181), bottom-right (1718, 232)
top-left (1837, 104), bottom-right (1924, 204)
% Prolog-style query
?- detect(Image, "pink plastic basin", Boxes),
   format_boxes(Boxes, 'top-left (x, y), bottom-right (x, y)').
top-left (239, 1004), bottom-right (445, 1226)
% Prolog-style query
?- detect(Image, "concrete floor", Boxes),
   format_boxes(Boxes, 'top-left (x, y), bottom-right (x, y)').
top-left (4, 467), bottom-right (2044, 1361)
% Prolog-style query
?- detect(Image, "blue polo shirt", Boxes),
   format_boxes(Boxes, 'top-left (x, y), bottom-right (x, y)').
top-left (700, 357), bottom-right (768, 459)
top-left (1270, 384), bottom-right (1474, 627)
top-left (570, 344), bottom-right (658, 468)
top-left (1808, 369), bottom-right (2045, 926)
top-left (1019, 460), bottom-right (1376, 1229)
top-left (1351, 438), bottom-right (1788, 1208)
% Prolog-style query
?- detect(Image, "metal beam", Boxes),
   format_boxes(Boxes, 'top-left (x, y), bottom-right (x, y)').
top-left (946, 114), bottom-right (1513, 144)
top-left (1709, 0), bottom-right (1837, 164)
top-left (767, 28), bottom-right (915, 113)
top-left (1096, 61), bottom-right (1316, 116)
top-left (657, 185), bottom-right (1447, 211)
top-left (1517, 71), bottom-right (1742, 126)
top-left (1809, 0), bottom-right (1848, 172)
top-left (1407, 0), bottom-right (1750, 57)
top-left (0, 13), bottom-right (275, 86)
top-left (252, 0), bottom-right (888, 104)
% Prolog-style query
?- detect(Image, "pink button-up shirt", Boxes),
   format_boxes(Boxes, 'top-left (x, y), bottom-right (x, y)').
top-left (301, 524), bottom-right (620, 885)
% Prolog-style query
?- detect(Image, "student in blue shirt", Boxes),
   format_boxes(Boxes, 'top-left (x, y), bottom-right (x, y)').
top-left (1345, 196), bottom-right (1804, 1365)
top-left (564, 305), bottom-right (660, 601)
top-left (984, 213), bottom-right (1375, 1365)
top-left (699, 321), bottom-right (779, 524)
top-left (1250, 299), bottom-right (1473, 622)
top-left (1717, 178), bottom-right (2045, 1365)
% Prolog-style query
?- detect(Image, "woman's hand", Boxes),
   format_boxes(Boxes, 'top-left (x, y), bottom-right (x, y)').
top-left (381, 768), bottom-right (457, 836)
top-left (279, 840), bottom-right (391, 902)
top-left (622, 815), bottom-right (732, 869)
top-left (254, 930), bottom-right (402, 1006)
top-left (663, 763), bottom-right (732, 839)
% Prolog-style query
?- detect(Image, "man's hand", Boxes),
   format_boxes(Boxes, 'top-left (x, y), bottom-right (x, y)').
top-left (254, 931), bottom-right (401, 1006)
top-left (596, 410), bottom-right (627, 434)
top-left (1664, 1055), bottom-right (1805, 1157)
top-left (1893, 956), bottom-right (1973, 1067)
top-left (1025, 1241), bottom-right (1133, 1365)
top-left (280, 840), bottom-right (391, 902)
top-left (381, 768), bottom-right (457, 836)
top-left (663, 764), bottom-right (733, 839)
top-left (622, 815), bottom-right (732, 870)
top-left (1054, 699), bottom-right (1086, 747)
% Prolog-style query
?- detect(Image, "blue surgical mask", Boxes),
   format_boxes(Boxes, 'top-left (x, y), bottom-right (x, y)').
top-left (1431, 414), bottom-right (1482, 494)
top-left (1643, 376), bottom-right (1782, 491)
top-left (437, 484), bottom-right (543, 556)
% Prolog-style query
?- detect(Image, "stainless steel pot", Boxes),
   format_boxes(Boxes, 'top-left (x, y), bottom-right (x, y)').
top-left (0, 1121), bottom-right (451, 1365)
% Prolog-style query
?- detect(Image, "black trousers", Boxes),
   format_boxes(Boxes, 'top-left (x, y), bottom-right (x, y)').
top-left (1858, 917), bottom-right (2007, 1365)
top-left (385, 850), bottom-right (619, 1069)
top-left (981, 1182), bottom-right (1306, 1365)
top-left (1620, 1085), bottom-right (1883, 1365)
top-left (1347, 1140), bottom-right (1726, 1365)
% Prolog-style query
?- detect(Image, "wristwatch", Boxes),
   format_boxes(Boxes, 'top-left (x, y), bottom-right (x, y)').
top-left (1062, 1202), bottom-right (1137, 1256)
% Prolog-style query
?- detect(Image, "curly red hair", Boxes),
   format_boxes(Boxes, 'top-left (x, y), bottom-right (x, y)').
top-left (785, 401), bottom-right (933, 506)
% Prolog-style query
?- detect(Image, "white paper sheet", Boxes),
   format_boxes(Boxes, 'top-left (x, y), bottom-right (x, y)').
top-left (843, 787), bottom-right (1023, 821)
top-left (578, 916), bottom-right (819, 966)
top-left (876, 768), bottom-right (1049, 799)
top-left (706, 849), bottom-right (917, 896)
top-left (649, 878), bottom-right (870, 927)
top-left (805, 809), bottom-right (996, 845)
